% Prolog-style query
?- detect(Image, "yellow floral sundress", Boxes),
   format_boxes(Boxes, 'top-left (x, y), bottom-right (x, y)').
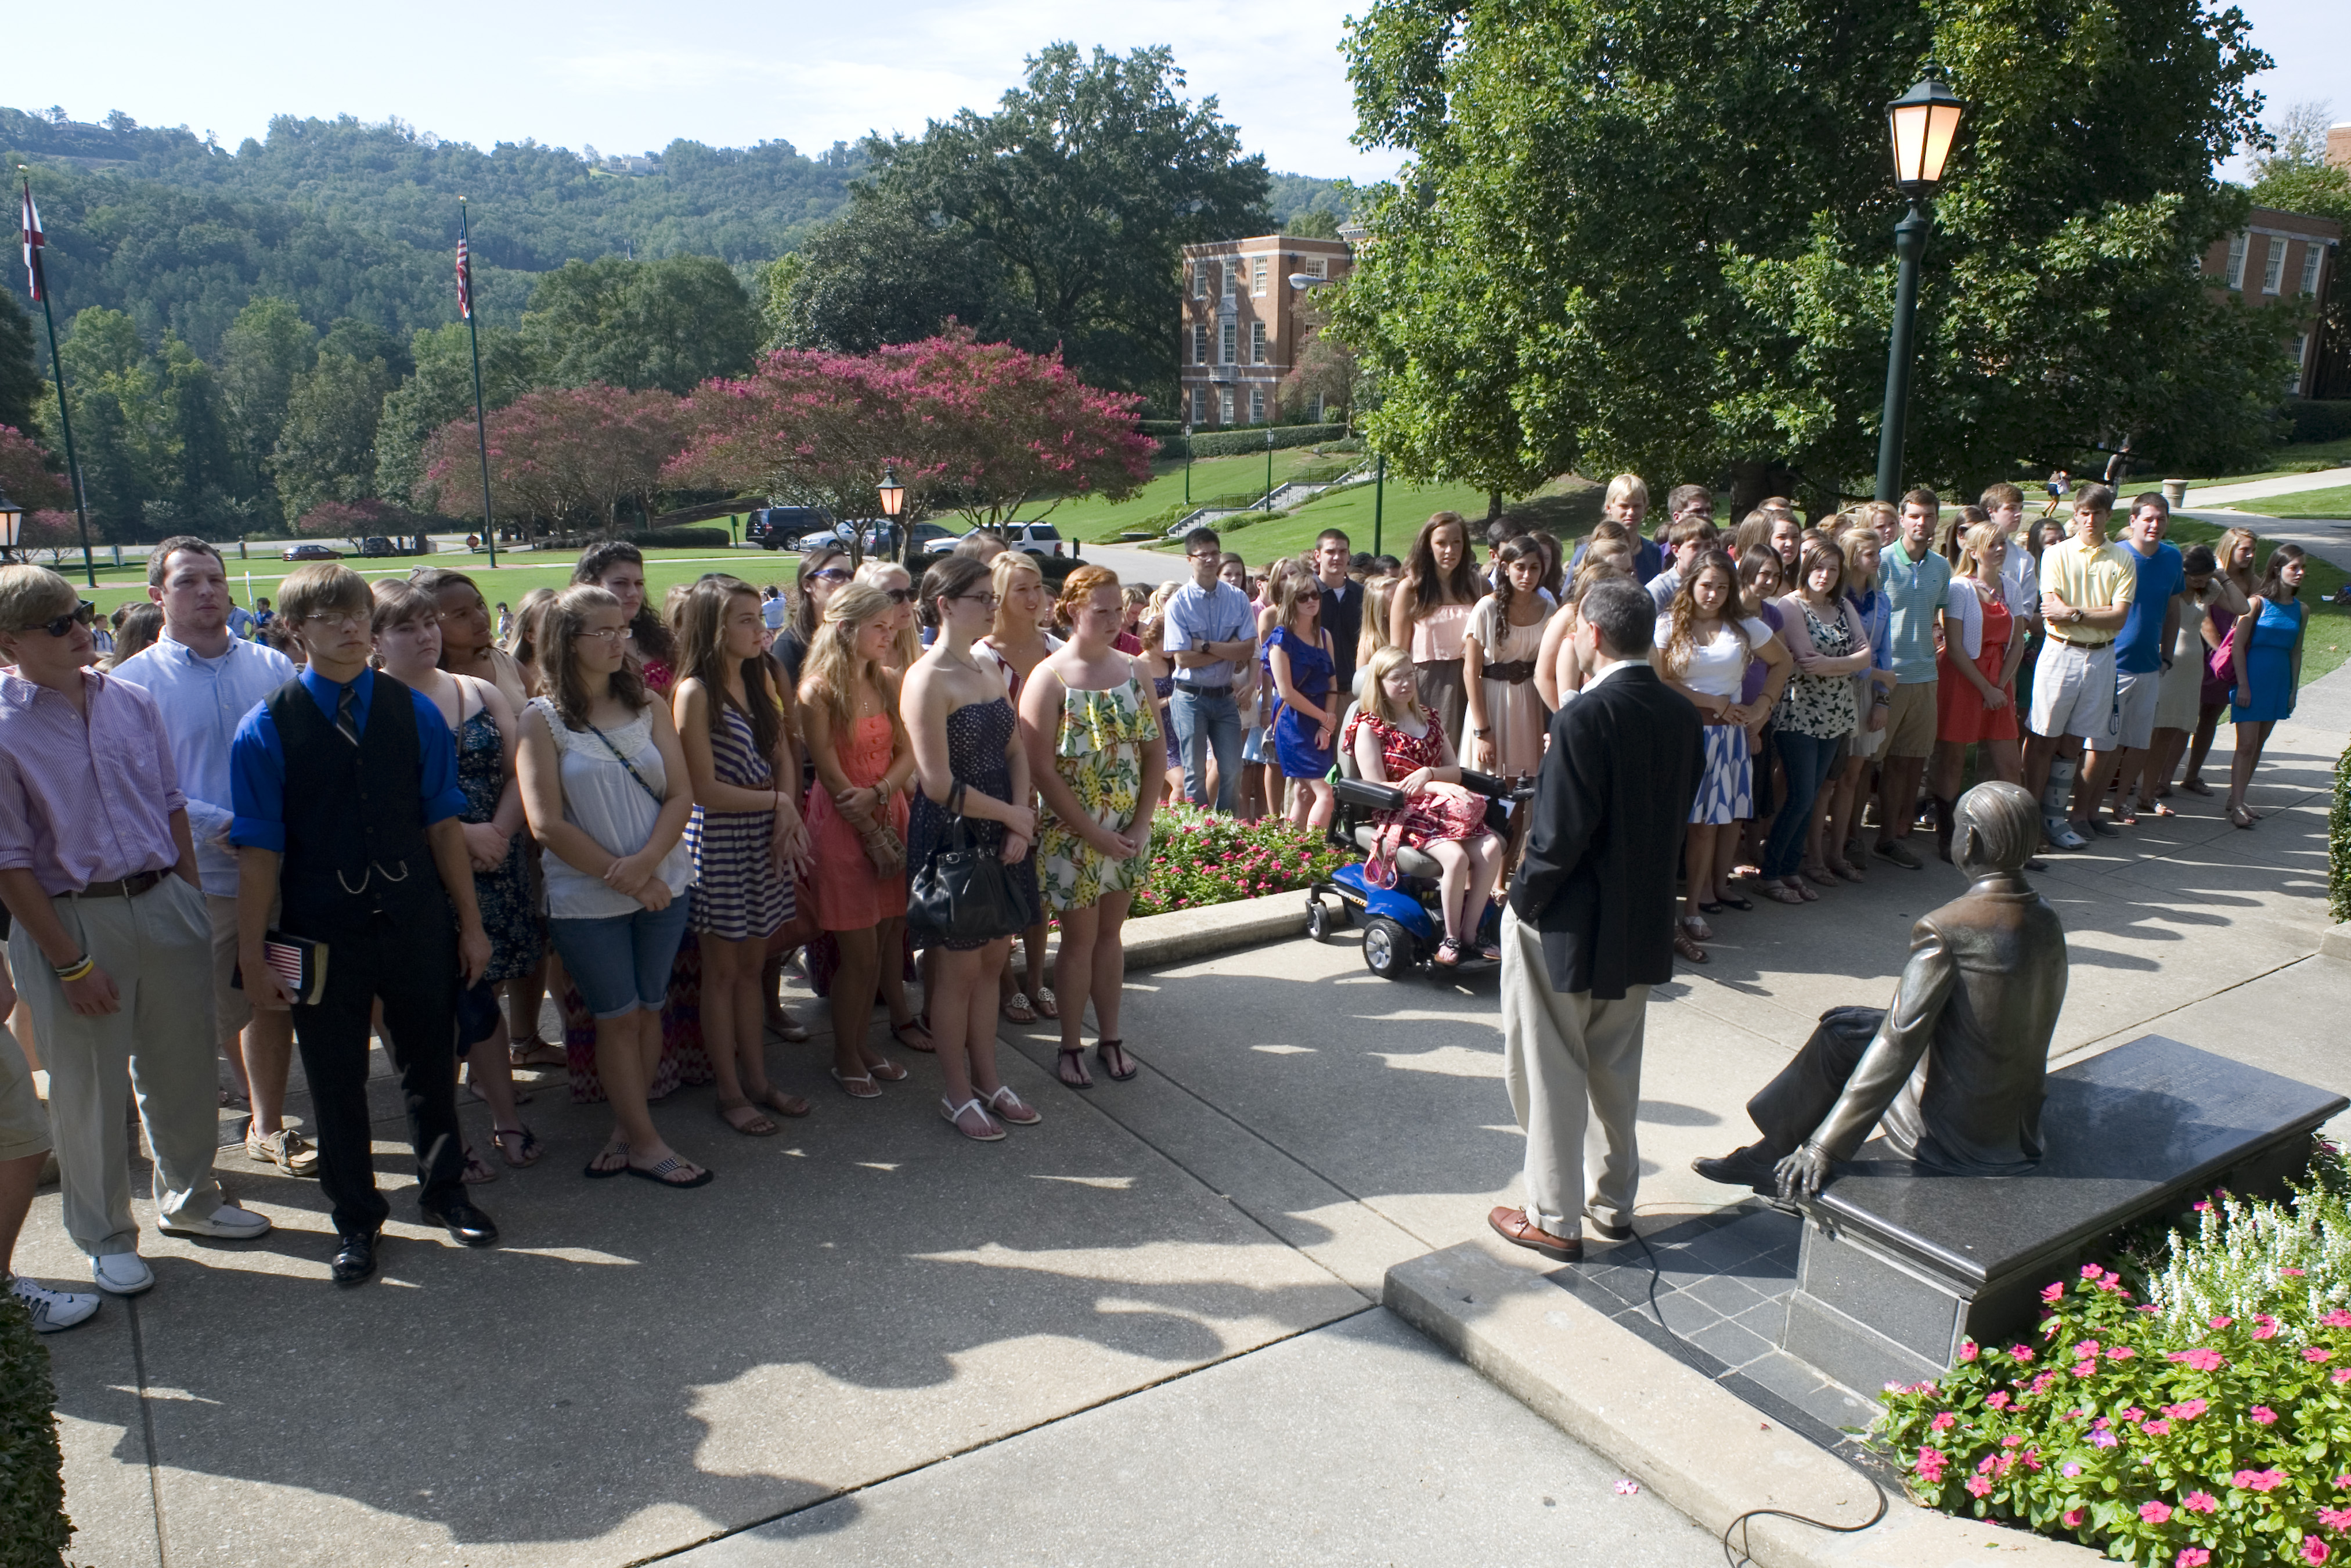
top-left (1038, 675), bottom-right (1162, 913)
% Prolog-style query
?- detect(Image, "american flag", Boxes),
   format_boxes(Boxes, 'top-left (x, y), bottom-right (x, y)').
top-left (20, 178), bottom-right (44, 302)
top-left (455, 230), bottom-right (473, 320)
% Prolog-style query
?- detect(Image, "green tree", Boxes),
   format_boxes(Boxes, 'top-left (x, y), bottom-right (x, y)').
top-left (2247, 100), bottom-right (2351, 227)
top-left (57, 308), bottom-right (165, 538)
top-left (271, 350), bottom-right (395, 523)
top-left (1283, 210), bottom-right (1344, 240)
top-left (0, 289), bottom-right (42, 442)
top-left (520, 254), bottom-right (759, 394)
top-left (861, 43), bottom-right (1271, 401)
top-left (1333, 0), bottom-right (2285, 505)
top-left (766, 192), bottom-right (1027, 354)
top-left (217, 297), bottom-right (316, 499)
top-left (375, 320), bottom-right (541, 506)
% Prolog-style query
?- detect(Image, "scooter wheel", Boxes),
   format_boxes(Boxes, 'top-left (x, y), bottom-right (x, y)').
top-left (1306, 897), bottom-right (1333, 943)
top-left (1362, 916), bottom-right (1415, 981)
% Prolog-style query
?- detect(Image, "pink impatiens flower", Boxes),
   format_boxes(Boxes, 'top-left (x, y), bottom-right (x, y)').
top-left (2081, 1263), bottom-right (2104, 1278)
top-left (2210, 1315), bottom-right (2233, 1329)
top-left (1930, 1412), bottom-right (1956, 1431)
top-left (2041, 1282), bottom-right (2065, 1304)
top-left (1916, 1447), bottom-right (1948, 1483)
top-left (2183, 1492), bottom-right (2219, 1513)
top-left (2168, 1348), bottom-right (2226, 1371)
top-left (2322, 1310), bottom-right (2351, 1328)
top-left (2108, 1346), bottom-right (2137, 1361)
top-left (2140, 1501), bottom-right (2173, 1524)
top-left (2252, 1406), bottom-right (2279, 1425)
top-left (2320, 1506), bottom-right (2351, 1531)
top-left (2165, 1399), bottom-right (2208, 1421)
top-left (2335, 1369), bottom-right (2351, 1386)
top-left (2237, 1468), bottom-right (2288, 1492)
top-left (2063, 1463), bottom-right (2083, 1478)
top-left (1959, 1340), bottom-right (1978, 1361)
top-left (1986, 1392), bottom-right (2012, 1410)
top-left (2062, 1507), bottom-right (2085, 1527)
top-left (2011, 1345), bottom-right (2035, 1362)
top-left (2255, 1315), bottom-right (2281, 1341)
top-left (2310, 1347), bottom-right (2336, 1362)
top-left (2143, 1419), bottom-right (2172, 1436)
top-left (1966, 1475), bottom-right (1993, 1498)
top-left (2305, 1536), bottom-right (2330, 1565)
top-left (2179, 1552), bottom-right (2211, 1568)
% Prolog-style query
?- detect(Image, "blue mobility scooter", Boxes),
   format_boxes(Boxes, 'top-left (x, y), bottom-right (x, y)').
top-left (1304, 759), bottom-right (1521, 982)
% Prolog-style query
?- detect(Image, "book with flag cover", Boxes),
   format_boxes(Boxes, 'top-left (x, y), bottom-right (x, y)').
top-left (232, 929), bottom-right (329, 1005)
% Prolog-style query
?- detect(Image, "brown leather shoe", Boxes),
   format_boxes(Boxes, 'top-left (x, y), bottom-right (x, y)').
top-left (1488, 1205), bottom-right (1582, 1262)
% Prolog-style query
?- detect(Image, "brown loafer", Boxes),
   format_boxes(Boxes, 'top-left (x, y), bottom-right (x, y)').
top-left (1488, 1205), bottom-right (1582, 1262)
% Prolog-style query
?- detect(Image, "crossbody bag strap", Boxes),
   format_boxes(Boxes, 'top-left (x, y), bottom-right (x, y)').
top-left (584, 722), bottom-right (668, 808)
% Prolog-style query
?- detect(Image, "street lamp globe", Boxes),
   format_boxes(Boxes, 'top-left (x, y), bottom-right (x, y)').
top-left (1287, 272), bottom-right (1321, 291)
top-left (1885, 73), bottom-right (1966, 196)
top-left (877, 463), bottom-right (904, 518)
top-left (0, 485), bottom-right (20, 555)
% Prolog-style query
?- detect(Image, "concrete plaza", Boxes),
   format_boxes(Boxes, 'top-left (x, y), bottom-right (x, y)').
top-left (20, 662), bottom-right (2349, 1566)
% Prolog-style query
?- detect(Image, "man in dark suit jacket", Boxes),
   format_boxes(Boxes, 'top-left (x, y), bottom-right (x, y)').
top-left (1491, 578), bottom-right (1701, 1261)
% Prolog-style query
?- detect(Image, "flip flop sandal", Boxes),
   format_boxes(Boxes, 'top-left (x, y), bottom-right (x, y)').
top-left (942, 1097), bottom-right (1007, 1142)
top-left (2179, 778), bottom-right (2214, 796)
top-left (985, 1085), bottom-right (1042, 1126)
top-left (1793, 880), bottom-right (1820, 903)
top-left (890, 1019), bottom-right (937, 1054)
top-left (1680, 914), bottom-right (1714, 942)
top-left (583, 1142), bottom-right (630, 1180)
top-left (509, 1041), bottom-right (567, 1068)
top-left (626, 1155), bottom-right (715, 1189)
top-left (1058, 1047), bottom-right (1094, 1089)
top-left (2144, 801), bottom-right (2177, 818)
top-left (1431, 937), bottom-right (1465, 967)
top-left (718, 1101), bottom-right (780, 1137)
top-left (1033, 987), bottom-right (1061, 1020)
top-left (1762, 883), bottom-right (1806, 906)
top-left (1697, 900), bottom-right (1727, 915)
top-left (460, 1144), bottom-right (500, 1184)
top-left (1673, 931), bottom-right (1710, 964)
top-left (830, 1068), bottom-right (882, 1100)
top-left (1804, 866), bottom-right (1841, 888)
top-left (867, 1057), bottom-right (909, 1082)
top-left (1715, 895), bottom-right (1754, 912)
top-left (1096, 1040), bottom-right (1138, 1082)
top-left (756, 1087), bottom-right (813, 1120)
top-left (491, 1126), bottom-right (542, 1168)
top-left (1002, 993), bottom-right (1038, 1025)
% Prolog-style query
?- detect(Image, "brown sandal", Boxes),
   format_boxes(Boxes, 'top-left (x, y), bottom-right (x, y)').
top-left (1673, 931), bottom-right (1709, 964)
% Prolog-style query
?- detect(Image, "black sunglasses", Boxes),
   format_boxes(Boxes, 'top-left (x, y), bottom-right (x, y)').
top-left (881, 587), bottom-right (915, 604)
top-left (27, 601), bottom-right (95, 639)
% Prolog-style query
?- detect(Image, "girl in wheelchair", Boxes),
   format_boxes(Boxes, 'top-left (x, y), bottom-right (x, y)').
top-left (1343, 646), bottom-right (1506, 966)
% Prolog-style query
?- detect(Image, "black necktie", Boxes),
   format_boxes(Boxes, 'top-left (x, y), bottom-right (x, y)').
top-left (336, 683), bottom-right (362, 748)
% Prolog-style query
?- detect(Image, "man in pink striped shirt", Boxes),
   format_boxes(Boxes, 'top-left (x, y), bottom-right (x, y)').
top-left (0, 565), bottom-right (269, 1303)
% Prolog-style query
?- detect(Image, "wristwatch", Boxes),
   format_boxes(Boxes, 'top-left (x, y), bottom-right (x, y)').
top-left (2069, 607), bottom-right (2085, 626)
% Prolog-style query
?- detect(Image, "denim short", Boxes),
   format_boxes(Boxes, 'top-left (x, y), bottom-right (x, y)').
top-left (547, 900), bottom-right (693, 1019)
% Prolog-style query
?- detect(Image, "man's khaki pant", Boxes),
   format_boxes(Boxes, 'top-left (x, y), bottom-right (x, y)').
top-left (1499, 906), bottom-right (1650, 1238)
top-left (8, 875), bottom-right (224, 1257)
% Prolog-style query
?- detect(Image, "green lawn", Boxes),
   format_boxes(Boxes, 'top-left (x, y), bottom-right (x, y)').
top-left (2231, 484), bottom-right (2351, 521)
top-left (1163, 474), bottom-right (1607, 564)
top-left (56, 544), bottom-right (802, 623)
top-left (2159, 516), bottom-right (2349, 689)
top-left (1040, 448), bottom-right (1367, 544)
top-left (2185, 437), bottom-right (2351, 489)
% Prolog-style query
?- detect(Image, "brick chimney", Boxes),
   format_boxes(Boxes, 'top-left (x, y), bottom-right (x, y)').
top-left (2330, 122), bottom-right (2351, 171)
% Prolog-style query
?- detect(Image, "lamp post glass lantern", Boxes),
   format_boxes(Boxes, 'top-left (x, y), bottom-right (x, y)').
top-left (0, 484), bottom-right (20, 561)
top-left (877, 463), bottom-right (904, 560)
top-left (1873, 71), bottom-right (1966, 503)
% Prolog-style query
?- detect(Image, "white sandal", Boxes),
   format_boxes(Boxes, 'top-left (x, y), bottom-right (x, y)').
top-left (831, 1067), bottom-right (881, 1100)
top-left (940, 1097), bottom-right (1005, 1142)
top-left (983, 1084), bottom-right (1041, 1126)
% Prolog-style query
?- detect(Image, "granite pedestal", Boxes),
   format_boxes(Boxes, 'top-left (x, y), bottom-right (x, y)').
top-left (1780, 1036), bottom-right (2347, 1395)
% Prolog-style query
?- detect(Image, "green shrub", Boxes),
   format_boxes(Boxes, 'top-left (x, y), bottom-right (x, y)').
top-left (1180, 424), bottom-right (1349, 460)
top-left (1135, 805), bottom-right (1348, 917)
top-left (2288, 402), bottom-right (2351, 446)
top-left (2331, 741), bottom-right (2349, 927)
top-left (621, 526), bottom-right (732, 550)
top-left (1875, 1146), bottom-right (2351, 1566)
top-left (0, 1292), bottom-right (72, 1567)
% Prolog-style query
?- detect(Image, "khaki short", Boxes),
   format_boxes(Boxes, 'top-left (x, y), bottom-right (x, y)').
top-left (0, 1008), bottom-right (52, 1162)
top-left (1883, 679), bottom-right (1938, 759)
top-left (208, 893), bottom-right (261, 1040)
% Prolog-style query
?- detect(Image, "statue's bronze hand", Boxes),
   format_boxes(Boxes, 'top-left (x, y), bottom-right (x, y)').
top-left (1775, 1144), bottom-right (1831, 1201)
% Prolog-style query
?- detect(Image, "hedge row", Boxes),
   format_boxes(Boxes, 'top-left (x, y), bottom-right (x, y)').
top-left (1153, 423), bottom-right (1351, 459)
top-left (2287, 401), bottom-right (2351, 446)
top-left (621, 527), bottom-right (732, 550)
top-left (0, 1293), bottom-right (71, 1566)
top-left (2330, 738), bottom-right (2349, 927)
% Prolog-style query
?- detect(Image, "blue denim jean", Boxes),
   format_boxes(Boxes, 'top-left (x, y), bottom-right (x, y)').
top-left (1169, 684), bottom-right (1243, 813)
top-left (548, 899), bottom-right (693, 1019)
top-left (1762, 731), bottom-right (1843, 879)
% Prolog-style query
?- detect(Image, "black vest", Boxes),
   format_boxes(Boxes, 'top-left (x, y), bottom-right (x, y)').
top-left (265, 672), bottom-right (440, 932)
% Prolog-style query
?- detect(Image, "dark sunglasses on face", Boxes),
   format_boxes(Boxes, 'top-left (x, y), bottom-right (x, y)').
top-left (881, 588), bottom-right (915, 604)
top-left (812, 568), bottom-right (854, 585)
top-left (26, 601), bottom-right (96, 638)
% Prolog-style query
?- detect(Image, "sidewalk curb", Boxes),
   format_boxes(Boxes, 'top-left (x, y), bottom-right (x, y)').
top-left (2323, 922), bottom-right (2351, 963)
top-left (1383, 1239), bottom-right (2098, 1568)
top-left (1121, 889), bottom-right (1310, 971)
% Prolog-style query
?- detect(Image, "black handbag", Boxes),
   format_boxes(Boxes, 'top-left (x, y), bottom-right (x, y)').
top-left (908, 812), bottom-right (1026, 946)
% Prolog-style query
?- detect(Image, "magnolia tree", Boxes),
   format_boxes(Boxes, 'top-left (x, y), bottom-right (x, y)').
top-left (418, 385), bottom-right (690, 536)
top-left (666, 328), bottom-right (1153, 558)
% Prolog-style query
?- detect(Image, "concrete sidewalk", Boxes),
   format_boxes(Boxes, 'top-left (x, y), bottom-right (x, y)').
top-left (2184, 465), bottom-right (2351, 508)
top-left (21, 668), bottom-right (2348, 1566)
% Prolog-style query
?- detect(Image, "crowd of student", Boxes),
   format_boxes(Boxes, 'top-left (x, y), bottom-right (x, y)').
top-left (0, 476), bottom-right (2315, 1332)
top-left (0, 527), bottom-right (1171, 1328)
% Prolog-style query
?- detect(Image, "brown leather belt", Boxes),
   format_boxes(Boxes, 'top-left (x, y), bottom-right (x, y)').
top-left (76, 870), bottom-right (167, 899)
top-left (2048, 632), bottom-right (2112, 650)
top-left (1484, 659), bottom-right (1537, 684)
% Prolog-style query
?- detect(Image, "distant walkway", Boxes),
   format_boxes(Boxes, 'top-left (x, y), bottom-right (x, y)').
top-left (2177, 509), bottom-right (2351, 577)
top-left (2184, 466), bottom-right (2351, 507)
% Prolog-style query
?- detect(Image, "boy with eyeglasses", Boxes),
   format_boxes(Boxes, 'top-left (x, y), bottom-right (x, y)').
top-left (0, 566), bottom-right (271, 1307)
top-left (1163, 526), bottom-right (1258, 812)
top-left (229, 564), bottom-right (496, 1286)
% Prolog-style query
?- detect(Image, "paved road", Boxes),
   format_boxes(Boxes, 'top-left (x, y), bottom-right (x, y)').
top-left (2185, 465), bottom-right (2351, 507)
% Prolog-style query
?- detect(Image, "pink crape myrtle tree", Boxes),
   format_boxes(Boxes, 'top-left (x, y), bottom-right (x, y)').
top-left (417, 385), bottom-right (691, 539)
top-left (666, 327), bottom-right (1154, 562)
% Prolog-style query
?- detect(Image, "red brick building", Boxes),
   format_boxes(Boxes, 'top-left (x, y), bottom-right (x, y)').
top-left (1177, 236), bottom-right (1353, 428)
top-left (2198, 206), bottom-right (2339, 397)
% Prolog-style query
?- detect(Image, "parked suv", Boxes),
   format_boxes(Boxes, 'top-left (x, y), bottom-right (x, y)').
top-left (1003, 521), bottom-right (1066, 557)
top-left (747, 506), bottom-right (833, 550)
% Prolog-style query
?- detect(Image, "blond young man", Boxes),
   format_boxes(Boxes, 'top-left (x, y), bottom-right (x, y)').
top-left (2023, 485), bottom-right (2136, 851)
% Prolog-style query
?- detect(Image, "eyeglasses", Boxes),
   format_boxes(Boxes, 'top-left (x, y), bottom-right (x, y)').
top-left (954, 591), bottom-right (1000, 608)
top-left (881, 588), bottom-right (915, 604)
top-left (1187, 551), bottom-right (1220, 562)
top-left (579, 625), bottom-right (633, 643)
top-left (811, 569), bottom-right (854, 585)
top-left (22, 601), bottom-right (95, 638)
top-left (300, 610), bottom-right (369, 633)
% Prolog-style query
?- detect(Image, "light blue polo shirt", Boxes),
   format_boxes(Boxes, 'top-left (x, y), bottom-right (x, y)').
top-left (1879, 542), bottom-right (1956, 686)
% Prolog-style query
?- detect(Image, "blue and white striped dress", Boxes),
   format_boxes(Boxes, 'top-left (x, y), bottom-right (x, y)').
top-left (687, 705), bottom-right (792, 941)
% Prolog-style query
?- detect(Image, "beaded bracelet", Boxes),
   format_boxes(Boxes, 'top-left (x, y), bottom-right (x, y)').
top-left (53, 954), bottom-right (95, 983)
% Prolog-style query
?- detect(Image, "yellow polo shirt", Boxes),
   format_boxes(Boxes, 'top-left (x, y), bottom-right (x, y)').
top-left (2039, 536), bottom-right (2136, 647)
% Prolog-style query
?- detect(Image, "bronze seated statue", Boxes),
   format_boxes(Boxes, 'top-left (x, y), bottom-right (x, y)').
top-left (1693, 781), bottom-right (2068, 1201)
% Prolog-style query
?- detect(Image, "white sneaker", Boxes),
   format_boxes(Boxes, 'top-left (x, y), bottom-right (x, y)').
top-left (8, 1274), bottom-right (101, 1332)
top-left (158, 1202), bottom-right (272, 1240)
top-left (90, 1252), bottom-right (156, 1295)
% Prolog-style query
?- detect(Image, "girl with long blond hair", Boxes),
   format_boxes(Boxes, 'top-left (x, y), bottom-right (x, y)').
top-left (2180, 526), bottom-right (2260, 796)
top-left (1822, 527), bottom-right (1892, 881)
top-left (1388, 511), bottom-right (1481, 750)
top-left (672, 575), bottom-right (811, 1136)
top-left (854, 558), bottom-right (922, 674)
top-left (799, 582), bottom-right (928, 1093)
top-left (979, 550), bottom-right (1059, 1022)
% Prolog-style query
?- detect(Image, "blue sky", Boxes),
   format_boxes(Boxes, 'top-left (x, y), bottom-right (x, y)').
top-left (13, 0), bottom-right (2341, 185)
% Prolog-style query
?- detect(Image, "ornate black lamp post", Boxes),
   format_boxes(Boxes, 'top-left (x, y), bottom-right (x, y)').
top-left (877, 463), bottom-right (906, 561)
top-left (1873, 72), bottom-right (1967, 504)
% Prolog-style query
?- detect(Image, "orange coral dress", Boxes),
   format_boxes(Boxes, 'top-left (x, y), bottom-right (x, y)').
top-left (803, 712), bottom-right (910, 932)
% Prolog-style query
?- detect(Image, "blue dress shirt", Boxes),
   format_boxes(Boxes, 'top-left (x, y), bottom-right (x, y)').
top-left (228, 668), bottom-right (466, 853)
top-left (111, 632), bottom-right (298, 895)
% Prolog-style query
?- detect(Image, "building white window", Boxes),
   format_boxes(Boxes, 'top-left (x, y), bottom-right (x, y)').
top-left (2302, 243), bottom-right (2326, 296)
top-left (1252, 258), bottom-right (1267, 295)
top-left (1191, 384), bottom-right (1207, 424)
top-left (1191, 262), bottom-right (1205, 298)
top-left (1250, 388), bottom-right (1265, 424)
top-left (1310, 392), bottom-right (1325, 422)
top-left (2290, 332), bottom-right (2312, 393)
top-left (2226, 232), bottom-right (2249, 290)
top-left (1250, 322), bottom-right (1268, 364)
top-left (1218, 387), bottom-right (1235, 426)
top-left (1220, 321), bottom-right (1236, 364)
top-left (1193, 323), bottom-right (1209, 365)
top-left (1307, 257), bottom-right (1327, 280)
top-left (2262, 237), bottom-right (2287, 294)
top-left (1220, 261), bottom-right (1235, 301)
